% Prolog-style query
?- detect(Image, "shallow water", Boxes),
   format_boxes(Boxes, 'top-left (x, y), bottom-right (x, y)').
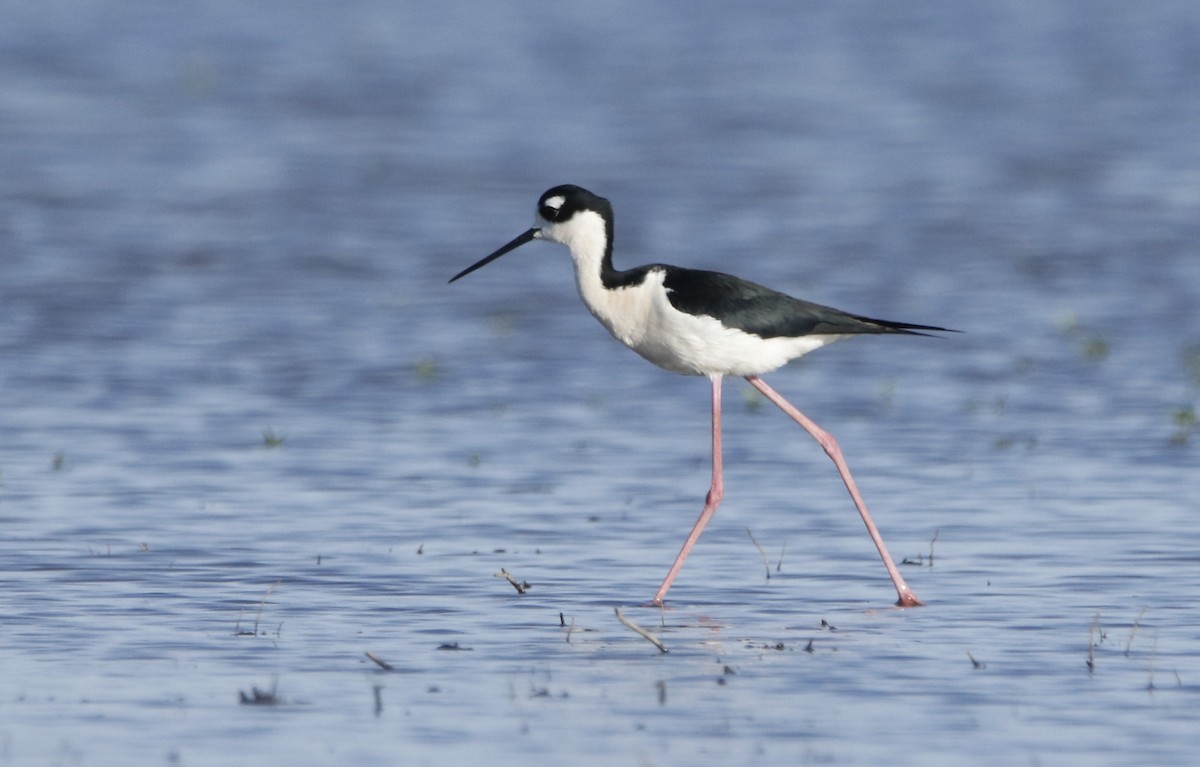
top-left (3, 1), bottom-right (1199, 765)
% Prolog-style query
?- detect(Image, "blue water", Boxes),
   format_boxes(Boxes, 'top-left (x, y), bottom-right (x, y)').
top-left (3, 1), bottom-right (1199, 765)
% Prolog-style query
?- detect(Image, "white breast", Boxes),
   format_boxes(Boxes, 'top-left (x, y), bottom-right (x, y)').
top-left (575, 267), bottom-right (841, 377)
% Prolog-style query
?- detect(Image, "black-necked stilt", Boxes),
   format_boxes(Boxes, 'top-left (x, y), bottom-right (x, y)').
top-left (451, 184), bottom-right (952, 607)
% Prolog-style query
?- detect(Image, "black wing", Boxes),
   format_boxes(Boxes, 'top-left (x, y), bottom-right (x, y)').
top-left (662, 267), bottom-right (952, 339)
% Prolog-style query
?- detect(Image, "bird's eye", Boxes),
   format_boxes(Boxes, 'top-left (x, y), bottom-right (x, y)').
top-left (540, 194), bottom-right (567, 221)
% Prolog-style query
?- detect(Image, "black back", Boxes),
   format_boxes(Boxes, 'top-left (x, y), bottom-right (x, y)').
top-left (661, 267), bottom-right (947, 339)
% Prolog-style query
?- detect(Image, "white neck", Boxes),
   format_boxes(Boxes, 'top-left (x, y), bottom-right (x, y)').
top-left (544, 209), bottom-right (610, 285)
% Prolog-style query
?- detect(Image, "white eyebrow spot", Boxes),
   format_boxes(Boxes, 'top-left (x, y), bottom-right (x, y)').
top-left (543, 195), bottom-right (565, 211)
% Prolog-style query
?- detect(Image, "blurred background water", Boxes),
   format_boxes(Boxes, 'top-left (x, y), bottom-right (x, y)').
top-left (2, 1), bottom-right (1199, 765)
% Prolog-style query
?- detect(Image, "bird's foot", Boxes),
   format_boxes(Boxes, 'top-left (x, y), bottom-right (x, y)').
top-left (895, 591), bottom-right (924, 607)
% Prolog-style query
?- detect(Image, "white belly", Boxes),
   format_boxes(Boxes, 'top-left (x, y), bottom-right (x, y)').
top-left (577, 268), bottom-right (841, 377)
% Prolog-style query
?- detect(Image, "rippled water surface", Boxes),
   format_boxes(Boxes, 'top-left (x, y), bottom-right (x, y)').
top-left (3, 2), bottom-right (1199, 765)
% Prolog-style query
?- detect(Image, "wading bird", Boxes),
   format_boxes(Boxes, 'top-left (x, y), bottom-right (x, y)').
top-left (451, 185), bottom-right (951, 606)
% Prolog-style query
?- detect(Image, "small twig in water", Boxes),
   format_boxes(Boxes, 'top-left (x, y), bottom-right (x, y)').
top-left (495, 568), bottom-right (529, 594)
top-left (238, 682), bottom-right (280, 706)
top-left (1125, 607), bottom-right (1146, 657)
top-left (560, 612), bottom-right (578, 643)
top-left (614, 608), bottom-right (668, 653)
top-left (255, 581), bottom-right (280, 635)
top-left (746, 528), bottom-right (772, 580)
top-left (235, 580), bottom-right (281, 636)
top-left (1147, 629), bottom-right (1160, 691)
top-left (902, 530), bottom-right (939, 566)
top-left (1087, 613), bottom-right (1100, 672)
top-left (365, 652), bottom-right (395, 671)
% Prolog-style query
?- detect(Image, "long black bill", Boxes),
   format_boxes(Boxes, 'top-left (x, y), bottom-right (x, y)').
top-left (448, 228), bottom-right (540, 283)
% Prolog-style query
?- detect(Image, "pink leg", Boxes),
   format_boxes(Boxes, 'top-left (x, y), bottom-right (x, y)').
top-left (651, 374), bottom-right (724, 606)
top-left (745, 375), bottom-right (923, 607)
